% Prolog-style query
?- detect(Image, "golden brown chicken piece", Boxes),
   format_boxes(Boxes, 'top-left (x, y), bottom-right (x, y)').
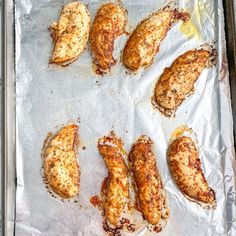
top-left (49, 2), bottom-right (90, 66)
top-left (98, 132), bottom-right (129, 225)
top-left (43, 124), bottom-right (80, 198)
top-left (129, 135), bottom-right (169, 227)
top-left (123, 9), bottom-right (189, 71)
top-left (90, 3), bottom-right (126, 73)
top-left (153, 49), bottom-right (212, 117)
top-left (168, 136), bottom-right (216, 209)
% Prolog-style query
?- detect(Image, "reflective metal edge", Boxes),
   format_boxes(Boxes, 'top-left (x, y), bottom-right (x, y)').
top-left (223, 0), bottom-right (236, 147)
top-left (1, 0), bottom-right (16, 236)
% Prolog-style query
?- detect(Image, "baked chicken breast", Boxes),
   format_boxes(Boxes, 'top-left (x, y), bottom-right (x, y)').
top-left (49, 2), bottom-right (90, 66)
top-left (90, 3), bottom-right (126, 73)
top-left (43, 124), bottom-right (80, 198)
top-left (129, 135), bottom-right (169, 227)
top-left (123, 9), bottom-right (189, 71)
top-left (168, 136), bottom-right (216, 209)
top-left (98, 132), bottom-right (129, 225)
top-left (153, 49), bottom-right (212, 117)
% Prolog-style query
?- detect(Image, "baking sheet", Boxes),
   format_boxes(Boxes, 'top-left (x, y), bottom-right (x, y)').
top-left (1, 0), bottom-right (16, 235)
top-left (14, 0), bottom-right (236, 235)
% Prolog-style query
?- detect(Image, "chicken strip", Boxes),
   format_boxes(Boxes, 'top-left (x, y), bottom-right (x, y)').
top-left (49, 2), bottom-right (90, 66)
top-left (43, 124), bottom-right (80, 198)
top-left (129, 135), bottom-right (169, 227)
top-left (98, 132), bottom-right (129, 225)
top-left (168, 136), bottom-right (216, 209)
top-left (90, 3), bottom-right (126, 73)
top-left (123, 9), bottom-right (189, 71)
top-left (153, 49), bottom-right (212, 117)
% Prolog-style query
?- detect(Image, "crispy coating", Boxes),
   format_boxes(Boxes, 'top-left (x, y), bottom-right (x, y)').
top-left (129, 136), bottom-right (169, 226)
top-left (98, 132), bottom-right (129, 225)
top-left (153, 49), bottom-right (211, 117)
top-left (90, 3), bottom-right (126, 72)
top-left (49, 2), bottom-right (90, 66)
top-left (168, 136), bottom-right (216, 208)
top-left (123, 9), bottom-right (189, 71)
top-left (44, 124), bottom-right (80, 198)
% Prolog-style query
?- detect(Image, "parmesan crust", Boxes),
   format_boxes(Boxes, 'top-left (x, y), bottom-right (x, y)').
top-left (129, 136), bottom-right (169, 227)
top-left (168, 136), bottom-right (216, 209)
top-left (153, 49), bottom-right (211, 117)
top-left (123, 9), bottom-right (189, 71)
top-left (90, 3), bottom-right (126, 73)
top-left (98, 132), bottom-right (129, 225)
top-left (50, 2), bottom-right (90, 66)
top-left (44, 124), bottom-right (80, 198)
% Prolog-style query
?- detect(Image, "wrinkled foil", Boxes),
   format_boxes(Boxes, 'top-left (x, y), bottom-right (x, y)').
top-left (15, 0), bottom-right (236, 235)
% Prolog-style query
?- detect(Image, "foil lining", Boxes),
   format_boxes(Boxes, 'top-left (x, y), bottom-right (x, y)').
top-left (15, 0), bottom-right (236, 235)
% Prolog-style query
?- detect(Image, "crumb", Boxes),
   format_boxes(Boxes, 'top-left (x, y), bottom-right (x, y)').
top-left (90, 195), bottom-right (102, 208)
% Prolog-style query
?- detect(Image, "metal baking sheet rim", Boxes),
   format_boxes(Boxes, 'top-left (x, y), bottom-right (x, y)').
top-left (1, 0), bottom-right (236, 236)
top-left (1, 0), bottom-right (16, 235)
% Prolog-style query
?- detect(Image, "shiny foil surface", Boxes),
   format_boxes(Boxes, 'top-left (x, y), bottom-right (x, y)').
top-left (15, 0), bottom-right (236, 235)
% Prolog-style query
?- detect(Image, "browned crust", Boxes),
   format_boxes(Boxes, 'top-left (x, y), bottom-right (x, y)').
top-left (167, 136), bottom-right (216, 209)
top-left (43, 124), bottom-right (80, 199)
top-left (153, 49), bottom-right (213, 117)
top-left (123, 9), bottom-right (190, 71)
top-left (90, 3), bottom-right (127, 74)
top-left (97, 132), bottom-right (129, 225)
top-left (49, 2), bottom-right (91, 67)
top-left (129, 135), bottom-right (169, 227)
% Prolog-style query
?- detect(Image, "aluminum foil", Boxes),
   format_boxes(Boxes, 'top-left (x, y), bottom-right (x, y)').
top-left (15, 0), bottom-right (236, 235)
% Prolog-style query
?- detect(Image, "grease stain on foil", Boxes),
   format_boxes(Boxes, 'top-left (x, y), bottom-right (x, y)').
top-left (179, 20), bottom-right (200, 40)
top-left (179, 1), bottom-right (211, 40)
top-left (169, 125), bottom-right (192, 143)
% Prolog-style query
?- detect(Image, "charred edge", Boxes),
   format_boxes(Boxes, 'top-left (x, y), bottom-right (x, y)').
top-left (151, 96), bottom-right (175, 118)
top-left (102, 217), bottom-right (135, 236)
top-left (162, 0), bottom-right (180, 11)
top-left (182, 192), bottom-right (217, 210)
top-left (49, 53), bottom-right (83, 67)
top-left (97, 131), bottom-right (124, 150)
top-left (48, 24), bottom-right (57, 41)
top-left (208, 48), bottom-right (217, 67)
top-left (172, 9), bottom-right (190, 23)
top-left (93, 60), bottom-right (112, 76)
top-left (197, 43), bottom-right (218, 67)
top-left (167, 139), bottom-right (217, 210)
top-left (90, 195), bottom-right (103, 210)
top-left (102, 218), bottom-right (123, 236)
top-left (153, 226), bottom-right (163, 233)
top-left (135, 135), bottom-right (153, 145)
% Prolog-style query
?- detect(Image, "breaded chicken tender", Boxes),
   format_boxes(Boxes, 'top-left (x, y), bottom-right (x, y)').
top-left (129, 135), bottom-right (169, 227)
top-left (90, 3), bottom-right (126, 73)
top-left (168, 136), bottom-right (216, 209)
top-left (49, 2), bottom-right (90, 66)
top-left (44, 124), bottom-right (80, 198)
top-left (153, 49), bottom-right (212, 117)
top-left (98, 132), bottom-right (129, 225)
top-left (123, 9), bottom-right (189, 71)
